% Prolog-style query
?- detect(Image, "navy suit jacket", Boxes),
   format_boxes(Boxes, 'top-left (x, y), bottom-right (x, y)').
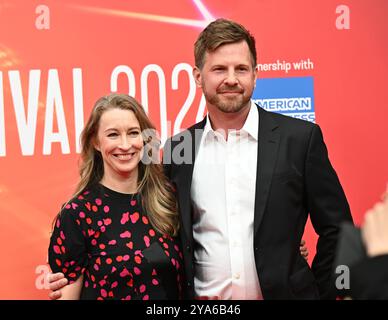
top-left (163, 105), bottom-right (353, 299)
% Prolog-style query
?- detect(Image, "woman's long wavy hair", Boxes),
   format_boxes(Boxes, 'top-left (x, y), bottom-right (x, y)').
top-left (63, 94), bottom-right (179, 236)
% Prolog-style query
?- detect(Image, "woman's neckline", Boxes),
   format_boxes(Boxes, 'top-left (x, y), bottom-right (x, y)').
top-left (98, 183), bottom-right (139, 198)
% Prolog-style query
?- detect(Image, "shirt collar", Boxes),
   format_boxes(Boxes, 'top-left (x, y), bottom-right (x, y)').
top-left (241, 101), bottom-right (259, 141)
top-left (203, 101), bottom-right (259, 141)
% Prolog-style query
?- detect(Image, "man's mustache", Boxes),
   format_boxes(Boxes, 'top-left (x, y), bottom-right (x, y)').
top-left (217, 86), bottom-right (244, 93)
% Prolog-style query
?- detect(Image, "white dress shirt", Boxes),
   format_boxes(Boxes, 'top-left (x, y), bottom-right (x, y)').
top-left (191, 101), bottom-right (263, 300)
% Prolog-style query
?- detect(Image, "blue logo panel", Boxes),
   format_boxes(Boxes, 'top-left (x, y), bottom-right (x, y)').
top-left (252, 76), bottom-right (315, 123)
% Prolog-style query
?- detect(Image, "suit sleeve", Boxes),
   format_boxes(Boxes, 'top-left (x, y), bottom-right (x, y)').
top-left (305, 124), bottom-right (353, 299)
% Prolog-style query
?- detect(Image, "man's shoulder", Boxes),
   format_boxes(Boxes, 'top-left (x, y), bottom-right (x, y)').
top-left (165, 118), bottom-right (206, 146)
top-left (259, 107), bottom-right (318, 139)
top-left (261, 106), bottom-right (316, 129)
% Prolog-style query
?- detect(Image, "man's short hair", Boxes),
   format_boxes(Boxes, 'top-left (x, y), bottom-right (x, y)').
top-left (194, 18), bottom-right (257, 69)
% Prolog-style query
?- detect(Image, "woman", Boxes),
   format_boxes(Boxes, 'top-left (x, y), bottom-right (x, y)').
top-left (48, 94), bottom-right (183, 300)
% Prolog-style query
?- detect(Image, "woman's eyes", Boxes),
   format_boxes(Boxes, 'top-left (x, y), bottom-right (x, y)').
top-left (107, 131), bottom-right (140, 137)
top-left (107, 132), bottom-right (118, 137)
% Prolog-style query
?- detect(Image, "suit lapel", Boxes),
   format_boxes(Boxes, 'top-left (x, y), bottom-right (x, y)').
top-left (176, 109), bottom-right (279, 239)
top-left (254, 107), bottom-right (280, 235)
top-left (175, 118), bottom-right (206, 243)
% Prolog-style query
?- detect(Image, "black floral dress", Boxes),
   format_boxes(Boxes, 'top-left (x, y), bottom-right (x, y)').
top-left (48, 184), bottom-right (183, 300)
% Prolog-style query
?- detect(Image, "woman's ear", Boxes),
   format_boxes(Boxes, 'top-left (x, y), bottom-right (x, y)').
top-left (93, 138), bottom-right (100, 152)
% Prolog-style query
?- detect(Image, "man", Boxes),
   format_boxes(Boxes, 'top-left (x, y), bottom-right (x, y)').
top-left (163, 18), bottom-right (352, 300)
top-left (48, 18), bottom-right (352, 299)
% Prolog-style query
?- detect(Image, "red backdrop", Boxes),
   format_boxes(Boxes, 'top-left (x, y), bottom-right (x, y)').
top-left (0, 0), bottom-right (387, 299)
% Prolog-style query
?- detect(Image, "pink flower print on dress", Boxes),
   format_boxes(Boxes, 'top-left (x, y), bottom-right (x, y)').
top-left (103, 218), bottom-right (112, 226)
top-left (121, 212), bottom-right (129, 224)
top-left (134, 267), bottom-right (141, 275)
top-left (130, 212), bottom-right (139, 223)
top-left (120, 231), bottom-right (131, 238)
top-left (120, 268), bottom-right (130, 277)
top-left (100, 289), bottom-right (107, 298)
top-left (144, 235), bottom-right (150, 247)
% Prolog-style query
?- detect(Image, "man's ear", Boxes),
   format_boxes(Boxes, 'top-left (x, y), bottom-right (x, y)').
top-left (192, 67), bottom-right (202, 88)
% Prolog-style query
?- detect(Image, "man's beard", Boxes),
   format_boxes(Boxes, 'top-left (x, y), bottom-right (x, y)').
top-left (203, 84), bottom-right (251, 113)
